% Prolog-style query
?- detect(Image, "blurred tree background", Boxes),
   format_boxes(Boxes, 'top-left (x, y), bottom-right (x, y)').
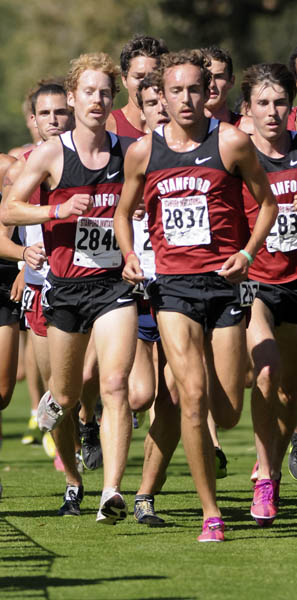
top-left (0, 0), bottom-right (296, 151)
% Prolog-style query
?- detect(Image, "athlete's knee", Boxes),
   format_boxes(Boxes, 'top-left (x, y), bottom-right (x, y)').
top-left (101, 369), bottom-right (129, 399)
top-left (180, 388), bottom-right (207, 426)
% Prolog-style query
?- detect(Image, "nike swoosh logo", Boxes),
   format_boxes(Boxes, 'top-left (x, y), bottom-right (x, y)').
top-left (195, 156), bottom-right (212, 165)
top-left (290, 160), bottom-right (297, 167)
top-left (107, 170), bottom-right (120, 179)
top-left (230, 308), bottom-right (242, 315)
top-left (117, 297), bottom-right (134, 303)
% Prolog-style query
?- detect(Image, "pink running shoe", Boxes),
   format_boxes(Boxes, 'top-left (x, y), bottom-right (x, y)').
top-left (198, 517), bottom-right (225, 542)
top-left (54, 452), bottom-right (65, 472)
top-left (250, 478), bottom-right (280, 526)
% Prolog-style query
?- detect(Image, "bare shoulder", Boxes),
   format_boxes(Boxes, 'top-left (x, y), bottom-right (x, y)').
top-left (0, 154), bottom-right (16, 183)
top-left (26, 137), bottom-right (62, 166)
top-left (3, 155), bottom-right (26, 185)
top-left (126, 133), bottom-right (152, 161)
top-left (219, 121), bottom-right (251, 150)
top-left (124, 134), bottom-right (152, 176)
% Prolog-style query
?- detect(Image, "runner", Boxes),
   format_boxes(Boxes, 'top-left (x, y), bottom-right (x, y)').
top-left (114, 49), bottom-right (278, 541)
top-left (240, 62), bottom-right (297, 525)
top-left (2, 52), bottom-right (138, 523)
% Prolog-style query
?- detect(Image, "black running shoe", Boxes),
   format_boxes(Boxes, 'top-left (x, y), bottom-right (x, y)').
top-left (79, 417), bottom-right (102, 470)
top-left (58, 484), bottom-right (84, 516)
top-left (215, 447), bottom-right (228, 479)
top-left (288, 433), bottom-right (297, 480)
top-left (134, 494), bottom-right (165, 526)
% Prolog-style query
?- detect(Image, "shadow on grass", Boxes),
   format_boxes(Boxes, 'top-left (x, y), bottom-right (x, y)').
top-left (0, 517), bottom-right (169, 598)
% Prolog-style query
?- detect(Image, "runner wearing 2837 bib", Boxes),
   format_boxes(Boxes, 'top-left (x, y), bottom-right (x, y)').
top-left (114, 50), bottom-right (277, 542)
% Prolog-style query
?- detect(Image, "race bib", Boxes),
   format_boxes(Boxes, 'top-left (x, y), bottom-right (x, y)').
top-left (161, 195), bottom-right (211, 246)
top-left (73, 217), bottom-right (122, 269)
top-left (239, 281), bottom-right (259, 306)
top-left (266, 204), bottom-right (297, 253)
top-left (21, 285), bottom-right (35, 312)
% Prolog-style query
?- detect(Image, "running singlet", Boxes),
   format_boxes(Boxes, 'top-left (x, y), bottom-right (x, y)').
top-left (144, 120), bottom-right (249, 275)
top-left (111, 109), bottom-right (145, 139)
top-left (287, 107), bottom-right (297, 131)
top-left (40, 130), bottom-right (124, 279)
top-left (243, 132), bottom-right (297, 284)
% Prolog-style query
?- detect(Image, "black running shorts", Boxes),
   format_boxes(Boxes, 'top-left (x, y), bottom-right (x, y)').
top-left (255, 279), bottom-right (297, 326)
top-left (148, 272), bottom-right (247, 332)
top-left (42, 270), bottom-right (135, 334)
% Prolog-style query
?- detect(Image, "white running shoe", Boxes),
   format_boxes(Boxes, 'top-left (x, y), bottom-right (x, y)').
top-left (37, 391), bottom-right (65, 432)
top-left (96, 489), bottom-right (128, 525)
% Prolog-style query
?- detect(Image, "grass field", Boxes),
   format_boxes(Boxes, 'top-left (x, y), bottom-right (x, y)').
top-left (1, 381), bottom-right (297, 600)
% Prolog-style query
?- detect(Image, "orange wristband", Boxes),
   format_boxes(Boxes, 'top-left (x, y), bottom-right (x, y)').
top-left (124, 250), bottom-right (136, 263)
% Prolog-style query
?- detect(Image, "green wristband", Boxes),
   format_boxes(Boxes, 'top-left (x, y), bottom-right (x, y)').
top-left (239, 249), bottom-right (253, 265)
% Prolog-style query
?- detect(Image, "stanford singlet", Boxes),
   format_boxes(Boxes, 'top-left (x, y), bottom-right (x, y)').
top-left (243, 132), bottom-right (297, 284)
top-left (144, 120), bottom-right (249, 274)
top-left (287, 106), bottom-right (297, 131)
top-left (41, 130), bottom-right (124, 279)
top-left (111, 109), bottom-right (144, 139)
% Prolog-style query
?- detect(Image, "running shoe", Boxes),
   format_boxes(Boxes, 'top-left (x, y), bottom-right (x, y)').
top-left (37, 391), bottom-right (65, 432)
top-left (54, 452), bottom-right (65, 472)
top-left (198, 517), bottom-right (225, 542)
top-left (132, 411), bottom-right (146, 429)
top-left (215, 447), bottom-right (228, 479)
top-left (42, 432), bottom-right (56, 458)
top-left (288, 433), bottom-right (297, 480)
top-left (134, 494), bottom-right (165, 526)
top-left (22, 415), bottom-right (43, 445)
top-left (58, 484), bottom-right (84, 516)
top-left (96, 489), bottom-right (128, 525)
top-left (250, 477), bottom-right (280, 526)
top-left (250, 460), bottom-right (259, 482)
top-left (79, 417), bottom-right (102, 470)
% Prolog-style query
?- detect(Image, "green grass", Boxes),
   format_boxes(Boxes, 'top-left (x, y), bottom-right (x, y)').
top-left (1, 382), bottom-right (297, 600)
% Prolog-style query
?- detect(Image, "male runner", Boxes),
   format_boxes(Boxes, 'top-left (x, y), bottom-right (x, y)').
top-left (106, 34), bottom-right (168, 137)
top-left (240, 62), bottom-right (297, 525)
top-left (114, 49), bottom-right (278, 542)
top-left (2, 52), bottom-right (138, 523)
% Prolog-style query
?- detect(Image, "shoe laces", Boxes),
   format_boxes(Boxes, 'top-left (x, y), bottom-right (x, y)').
top-left (203, 517), bottom-right (224, 532)
top-left (254, 479), bottom-right (274, 504)
top-left (137, 499), bottom-right (155, 516)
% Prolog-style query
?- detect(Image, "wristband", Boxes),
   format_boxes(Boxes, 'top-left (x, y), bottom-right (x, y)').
top-left (55, 204), bottom-right (61, 219)
top-left (49, 205), bottom-right (55, 219)
top-left (239, 249), bottom-right (254, 265)
top-left (124, 250), bottom-right (136, 263)
top-left (22, 246), bottom-right (28, 261)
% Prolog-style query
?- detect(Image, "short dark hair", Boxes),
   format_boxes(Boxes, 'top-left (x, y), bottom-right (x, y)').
top-left (120, 34), bottom-right (168, 77)
top-left (288, 46), bottom-right (297, 80)
top-left (31, 81), bottom-right (67, 114)
top-left (241, 62), bottom-right (296, 108)
top-left (201, 45), bottom-right (233, 79)
top-left (157, 49), bottom-right (211, 94)
top-left (136, 71), bottom-right (161, 110)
